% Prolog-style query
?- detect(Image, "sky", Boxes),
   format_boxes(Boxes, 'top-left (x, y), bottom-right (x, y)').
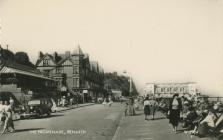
top-left (0, 0), bottom-right (223, 96)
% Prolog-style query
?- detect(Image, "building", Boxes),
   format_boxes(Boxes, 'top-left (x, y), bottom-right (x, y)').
top-left (111, 89), bottom-right (122, 100)
top-left (144, 82), bottom-right (197, 97)
top-left (0, 46), bottom-right (58, 104)
top-left (36, 46), bottom-right (105, 102)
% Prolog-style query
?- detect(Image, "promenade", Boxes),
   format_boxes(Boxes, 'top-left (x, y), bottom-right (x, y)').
top-left (113, 110), bottom-right (212, 140)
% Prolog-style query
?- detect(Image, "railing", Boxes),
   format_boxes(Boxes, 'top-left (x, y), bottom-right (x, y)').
top-left (207, 97), bottom-right (223, 102)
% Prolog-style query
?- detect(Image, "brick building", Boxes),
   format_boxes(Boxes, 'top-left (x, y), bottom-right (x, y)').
top-left (36, 46), bottom-right (105, 101)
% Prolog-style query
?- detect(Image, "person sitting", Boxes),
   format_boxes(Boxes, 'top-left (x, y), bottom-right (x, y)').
top-left (188, 110), bottom-right (208, 135)
top-left (183, 107), bottom-right (198, 130)
top-left (196, 109), bottom-right (218, 137)
top-left (215, 113), bottom-right (223, 140)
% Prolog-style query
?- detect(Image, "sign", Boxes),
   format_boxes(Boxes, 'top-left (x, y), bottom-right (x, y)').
top-left (61, 86), bottom-right (67, 92)
top-left (111, 90), bottom-right (122, 97)
top-left (83, 90), bottom-right (88, 94)
top-left (28, 91), bottom-right (33, 95)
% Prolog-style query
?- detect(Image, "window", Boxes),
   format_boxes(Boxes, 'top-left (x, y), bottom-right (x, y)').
top-left (174, 87), bottom-right (178, 92)
top-left (73, 78), bottom-right (79, 87)
top-left (73, 66), bottom-right (79, 74)
top-left (180, 87), bottom-right (183, 92)
top-left (56, 67), bottom-right (62, 74)
top-left (161, 88), bottom-right (164, 92)
top-left (43, 70), bottom-right (50, 76)
top-left (167, 88), bottom-right (170, 92)
top-left (43, 59), bottom-right (49, 66)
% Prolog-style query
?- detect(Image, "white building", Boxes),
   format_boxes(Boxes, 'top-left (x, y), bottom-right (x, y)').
top-left (144, 82), bottom-right (197, 97)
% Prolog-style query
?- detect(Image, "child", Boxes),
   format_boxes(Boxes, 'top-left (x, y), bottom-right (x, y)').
top-left (125, 102), bottom-right (129, 116)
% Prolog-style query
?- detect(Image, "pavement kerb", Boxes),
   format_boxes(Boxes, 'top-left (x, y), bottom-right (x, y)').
top-left (111, 112), bottom-right (125, 140)
top-left (13, 103), bottom-right (95, 121)
top-left (56, 103), bottom-right (95, 112)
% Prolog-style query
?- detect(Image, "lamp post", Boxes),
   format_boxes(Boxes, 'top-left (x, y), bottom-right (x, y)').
top-left (123, 71), bottom-right (132, 96)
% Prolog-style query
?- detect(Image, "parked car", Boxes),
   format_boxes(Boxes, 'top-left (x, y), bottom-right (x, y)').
top-left (20, 98), bottom-right (52, 119)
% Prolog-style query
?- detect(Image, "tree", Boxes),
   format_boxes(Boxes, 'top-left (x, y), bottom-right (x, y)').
top-left (104, 72), bottom-right (139, 97)
top-left (15, 52), bottom-right (29, 64)
top-left (0, 48), bottom-right (14, 61)
top-left (15, 52), bottom-right (35, 68)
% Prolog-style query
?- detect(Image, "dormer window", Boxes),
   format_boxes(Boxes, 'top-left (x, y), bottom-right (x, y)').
top-left (43, 59), bottom-right (49, 66)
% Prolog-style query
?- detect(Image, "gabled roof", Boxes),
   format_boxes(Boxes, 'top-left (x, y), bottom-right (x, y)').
top-left (84, 53), bottom-right (89, 59)
top-left (0, 60), bottom-right (58, 81)
top-left (36, 53), bottom-right (56, 66)
top-left (57, 57), bottom-right (74, 66)
top-left (3, 60), bottom-right (41, 74)
top-left (0, 66), bottom-right (56, 81)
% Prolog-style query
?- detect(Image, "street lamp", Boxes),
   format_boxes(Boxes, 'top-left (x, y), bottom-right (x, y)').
top-left (123, 71), bottom-right (132, 96)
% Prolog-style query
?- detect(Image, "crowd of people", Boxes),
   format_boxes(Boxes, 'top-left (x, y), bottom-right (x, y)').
top-left (169, 94), bottom-right (223, 139)
top-left (142, 93), bottom-right (223, 139)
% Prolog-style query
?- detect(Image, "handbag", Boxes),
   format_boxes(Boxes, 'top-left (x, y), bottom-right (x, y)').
top-left (1, 113), bottom-right (6, 122)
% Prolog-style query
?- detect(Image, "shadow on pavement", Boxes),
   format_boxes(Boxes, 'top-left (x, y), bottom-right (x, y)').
top-left (153, 117), bottom-right (166, 120)
top-left (176, 128), bottom-right (188, 134)
top-left (48, 114), bottom-right (65, 118)
top-left (15, 128), bottom-right (44, 133)
top-left (25, 114), bottom-right (65, 120)
top-left (133, 112), bottom-right (144, 116)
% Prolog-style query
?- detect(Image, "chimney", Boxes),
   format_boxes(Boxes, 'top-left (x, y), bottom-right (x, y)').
top-left (39, 51), bottom-right (44, 59)
top-left (65, 51), bottom-right (70, 58)
top-left (53, 52), bottom-right (58, 62)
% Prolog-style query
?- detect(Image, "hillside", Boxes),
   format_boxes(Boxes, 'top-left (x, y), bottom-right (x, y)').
top-left (104, 72), bottom-right (138, 96)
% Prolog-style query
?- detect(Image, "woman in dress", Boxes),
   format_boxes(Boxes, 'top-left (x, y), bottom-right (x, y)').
top-left (148, 96), bottom-right (158, 120)
top-left (144, 96), bottom-right (150, 120)
top-left (168, 94), bottom-right (182, 133)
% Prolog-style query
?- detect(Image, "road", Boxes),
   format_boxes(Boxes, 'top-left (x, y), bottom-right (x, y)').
top-left (0, 103), bottom-right (123, 140)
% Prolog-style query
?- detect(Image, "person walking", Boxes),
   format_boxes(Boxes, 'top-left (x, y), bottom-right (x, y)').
top-left (144, 96), bottom-right (150, 120)
top-left (76, 96), bottom-right (79, 108)
top-left (129, 97), bottom-right (135, 116)
top-left (70, 97), bottom-right (74, 106)
top-left (62, 96), bottom-right (66, 107)
top-left (168, 93), bottom-right (182, 133)
top-left (1, 106), bottom-right (15, 134)
top-left (148, 96), bottom-right (158, 120)
top-left (9, 97), bottom-right (14, 111)
top-left (102, 98), bottom-right (107, 106)
top-left (124, 101), bottom-right (129, 116)
top-left (108, 97), bottom-right (113, 107)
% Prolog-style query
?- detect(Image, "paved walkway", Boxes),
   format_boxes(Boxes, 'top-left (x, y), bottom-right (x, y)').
top-left (113, 110), bottom-right (212, 140)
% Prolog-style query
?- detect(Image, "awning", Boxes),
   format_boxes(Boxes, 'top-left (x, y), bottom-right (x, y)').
top-left (0, 66), bottom-right (57, 81)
